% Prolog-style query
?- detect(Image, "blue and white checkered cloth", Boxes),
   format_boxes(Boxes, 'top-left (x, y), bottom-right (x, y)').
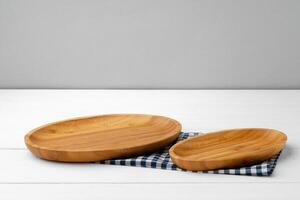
top-left (100, 132), bottom-right (282, 176)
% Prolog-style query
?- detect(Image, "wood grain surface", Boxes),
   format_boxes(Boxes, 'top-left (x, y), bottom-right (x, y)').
top-left (25, 114), bottom-right (181, 162)
top-left (170, 128), bottom-right (287, 171)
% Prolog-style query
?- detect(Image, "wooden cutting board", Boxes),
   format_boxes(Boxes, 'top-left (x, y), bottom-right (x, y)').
top-left (25, 114), bottom-right (181, 162)
top-left (170, 128), bottom-right (287, 171)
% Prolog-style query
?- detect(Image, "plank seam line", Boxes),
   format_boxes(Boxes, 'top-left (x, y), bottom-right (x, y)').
top-left (0, 182), bottom-right (299, 185)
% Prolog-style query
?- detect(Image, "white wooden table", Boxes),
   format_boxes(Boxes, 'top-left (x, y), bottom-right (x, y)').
top-left (0, 90), bottom-right (299, 199)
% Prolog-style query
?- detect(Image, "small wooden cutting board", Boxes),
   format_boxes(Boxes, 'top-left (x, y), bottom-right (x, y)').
top-left (25, 114), bottom-right (181, 162)
top-left (170, 128), bottom-right (287, 171)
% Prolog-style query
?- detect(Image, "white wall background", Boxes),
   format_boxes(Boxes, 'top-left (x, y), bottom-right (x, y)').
top-left (0, 0), bottom-right (299, 89)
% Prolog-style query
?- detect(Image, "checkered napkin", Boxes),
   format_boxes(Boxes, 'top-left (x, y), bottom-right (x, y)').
top-left (100, 132), bottom-right (282, 176)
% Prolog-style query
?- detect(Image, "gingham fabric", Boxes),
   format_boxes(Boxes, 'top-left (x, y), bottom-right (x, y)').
top-left (100, 132), bottom-right (282, 176)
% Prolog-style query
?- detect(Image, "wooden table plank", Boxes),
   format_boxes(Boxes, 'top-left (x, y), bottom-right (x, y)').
top-left (1, 90), bottom-right (300, 148)
top-left (1, 90), bottom-right (299, 199)
top-left (0, 148), bottom-right (297, 183)
top-left (1, 183), bottom-right (299, 200)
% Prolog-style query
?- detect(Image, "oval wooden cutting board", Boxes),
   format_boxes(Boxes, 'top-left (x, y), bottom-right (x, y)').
top-left (25, 114), bottom-right (181, 162)
top-left (170, 128), bottom-right (287, 171)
